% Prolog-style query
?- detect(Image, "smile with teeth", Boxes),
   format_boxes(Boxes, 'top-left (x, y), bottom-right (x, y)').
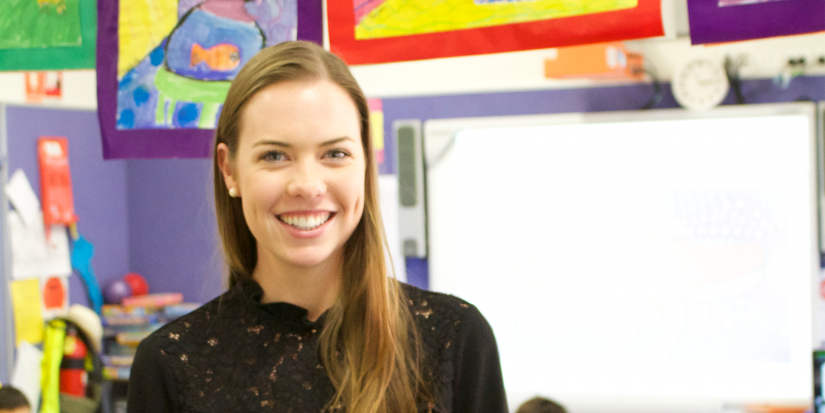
top-left (277, 212), bottom-right (333, 231)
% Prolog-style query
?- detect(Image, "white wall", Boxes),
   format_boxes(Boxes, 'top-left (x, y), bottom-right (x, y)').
top-left (0, 70), bottom-right (97, 109)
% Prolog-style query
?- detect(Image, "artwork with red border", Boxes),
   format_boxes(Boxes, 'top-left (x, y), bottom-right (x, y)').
top-left (328, 0), bottom-right (664, 65)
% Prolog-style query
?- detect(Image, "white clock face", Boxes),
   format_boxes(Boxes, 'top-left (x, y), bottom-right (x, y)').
top-left (671, 58), bottom-right (730, 111)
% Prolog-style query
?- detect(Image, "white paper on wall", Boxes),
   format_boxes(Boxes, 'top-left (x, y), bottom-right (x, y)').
top-left (11, 341), bottom-right (43, 410)
top-left (9, 210), bottom-right (72, 279)
top-left (5, 169), bottom-right (41, 227)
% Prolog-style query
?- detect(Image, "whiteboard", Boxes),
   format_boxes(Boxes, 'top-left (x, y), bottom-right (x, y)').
top-left (424, 103), bottom-right (818, 413)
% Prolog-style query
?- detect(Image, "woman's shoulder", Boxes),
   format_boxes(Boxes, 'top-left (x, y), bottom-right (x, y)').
top-left (399, 282), bottom-right (473, 316)
top-left (398, 282), bottom-right (492, 347)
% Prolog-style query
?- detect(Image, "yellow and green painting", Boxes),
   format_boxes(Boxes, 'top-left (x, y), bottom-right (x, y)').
top-left (355, 0), bottom-right (638, 40)
top-left (116, 0), bottom-right (297, 130)
top-left (0, 0), bottom-right (82, 49)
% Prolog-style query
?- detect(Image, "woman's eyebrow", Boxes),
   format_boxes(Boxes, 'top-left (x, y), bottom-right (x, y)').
top-left (320, 137), bottom-right (355, 146)
top-left (253, 140), bottom-right (291, 148)
top-left (251, 137), bottom-right (355, 148)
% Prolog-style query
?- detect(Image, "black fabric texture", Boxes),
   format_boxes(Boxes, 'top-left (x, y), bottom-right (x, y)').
top-left (127, 277), bottom-right (507, 413)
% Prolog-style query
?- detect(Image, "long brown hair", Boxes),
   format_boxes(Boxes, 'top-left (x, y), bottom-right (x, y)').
top-left (212, 41), bottom-right (428, 413)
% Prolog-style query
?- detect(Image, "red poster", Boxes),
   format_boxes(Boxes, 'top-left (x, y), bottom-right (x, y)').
top-left (38, 137), bottom-right (77, 229)
top-left (330, 0), bottom-right (664, 65)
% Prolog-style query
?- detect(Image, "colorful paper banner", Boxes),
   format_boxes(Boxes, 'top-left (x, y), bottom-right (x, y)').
top-left (96, 0), bottom-right (323, 159)
top-left (687, 0), bottom-right (825, 45)
top-left (0, 0), bottom-right (96, 71)
top-left (329, 0), bottom-right (664, 65)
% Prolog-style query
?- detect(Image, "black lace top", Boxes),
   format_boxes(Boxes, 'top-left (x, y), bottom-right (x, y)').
top-left (126, 277), bottom-right (508, 413)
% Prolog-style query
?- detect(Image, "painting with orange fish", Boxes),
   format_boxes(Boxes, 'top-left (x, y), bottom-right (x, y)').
top-left (190, 43), bottom-right (242, 72)
top-left (113, 0), bottom-right (297, 131)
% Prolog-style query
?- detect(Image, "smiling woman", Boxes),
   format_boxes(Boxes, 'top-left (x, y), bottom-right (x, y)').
top-left (126, 41), bottom-right (508, 413)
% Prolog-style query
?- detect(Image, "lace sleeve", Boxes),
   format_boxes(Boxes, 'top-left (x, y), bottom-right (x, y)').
top-left (451, 304), bottom-right (508, 413)
top-left (127, 332), bottom-right (181, 413)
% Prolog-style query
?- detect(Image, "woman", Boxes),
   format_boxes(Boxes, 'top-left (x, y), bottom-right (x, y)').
top-left (127, 41), bottom-right (507, 413)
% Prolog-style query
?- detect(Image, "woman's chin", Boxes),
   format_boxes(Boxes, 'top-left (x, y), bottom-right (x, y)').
top-left (280, 249), bottom-right (339, 269)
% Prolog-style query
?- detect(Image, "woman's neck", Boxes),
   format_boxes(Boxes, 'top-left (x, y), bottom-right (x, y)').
top-left (251, 252), bottom-right (342, 322)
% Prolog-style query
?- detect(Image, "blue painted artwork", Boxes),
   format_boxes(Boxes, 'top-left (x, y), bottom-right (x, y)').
top-left (117, 0), bottom-right (296, 130)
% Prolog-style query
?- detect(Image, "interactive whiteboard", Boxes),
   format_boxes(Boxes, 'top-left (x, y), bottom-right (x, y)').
top-left (424, 103), bottom-right (818, 413)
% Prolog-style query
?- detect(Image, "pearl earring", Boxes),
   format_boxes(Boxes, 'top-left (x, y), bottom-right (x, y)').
top-left (228, 188), bottom-right (238, 197)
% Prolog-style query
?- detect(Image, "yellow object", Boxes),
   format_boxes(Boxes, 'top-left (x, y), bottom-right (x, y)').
top-left (11, 279), bottom-right (44, 346)
top-left (40, 319), bottom-right (67, 413)
top-left (356, 0), bottom-right (637, 40)
top-left (63, 335), bottom-right (78, 355)
top-left (118, 0), bottom-right (178, 77)
top-left (370, 110), bottom-right (384, 153)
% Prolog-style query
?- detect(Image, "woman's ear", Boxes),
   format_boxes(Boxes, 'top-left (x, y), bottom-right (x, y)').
top-left (217, 143), bottom-right (239, 197)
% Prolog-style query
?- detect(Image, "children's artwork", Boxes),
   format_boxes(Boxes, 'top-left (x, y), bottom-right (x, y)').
top-left (11, 279), bottom-right (44, 345)
top-left (368, 98), bottom-right (385, 166)
top-left (718, 0), bottom-right (784, 6)
top-left (97, 0), bottom-right (323, 159)
top-left (0, 0), bottom-right (95, 71)
top-left (688, 0), bottom-right (825, 44)
top-left (41, 276), bottom-right (69, 319)
top-left (355, 0), bottom-right (637, 39)
top-left (330, 0), bottom-right (663, 64)
top-left (0, 0), bottom-right (82, 49)
top-left (116, 0), bottom-right (296, 130)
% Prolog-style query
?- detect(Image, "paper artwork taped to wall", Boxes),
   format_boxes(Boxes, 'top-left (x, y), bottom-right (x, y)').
top-left (354, 0), bottom-right (638, 40)
top-left (331, 0), bottom-right (662, 65)
top-left (116, 0), bottom-right (296, 130)
top-left (718, 0), bottom-right (786, 6)
top-left (687, 0), bottom-right (824, 44)
top-left (0, 0), bottom-right (82, 49)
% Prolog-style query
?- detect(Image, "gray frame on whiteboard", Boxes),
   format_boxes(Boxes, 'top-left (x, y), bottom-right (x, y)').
top-left (422, 102), bottom-right (820, 411)
top-left (817, 102), bottom-right (825, 264)
top-left (0, 104), bottom-right (13, 383)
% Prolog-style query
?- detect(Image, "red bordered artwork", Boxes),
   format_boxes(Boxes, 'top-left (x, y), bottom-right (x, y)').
top-left (328, 0), bottom-right (664, 65)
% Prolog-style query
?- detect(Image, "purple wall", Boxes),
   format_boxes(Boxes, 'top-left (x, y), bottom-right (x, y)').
top-left (124, 77), bottom-right (825, 302)
top-left (6, 106), bottom-right (130, 308)
top-left (125, 159), bottom-right (223, 303)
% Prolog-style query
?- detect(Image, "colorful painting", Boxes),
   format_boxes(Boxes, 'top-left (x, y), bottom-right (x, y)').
top-left (719, 0), bottom-right (786, 6)
top-left (330, 0), bottom-right (663, 65)
top-left (355, 0), bottom-right (638, 40)
top-left (688, 0), bottom-right (825, 44)
top-left (115, 0), bottom-right (296, 130)
top-left (0, 0), bottom-right (82, 49)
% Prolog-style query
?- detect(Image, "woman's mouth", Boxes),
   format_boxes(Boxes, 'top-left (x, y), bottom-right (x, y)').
top-left (276, 212), bottom-right (334, 231)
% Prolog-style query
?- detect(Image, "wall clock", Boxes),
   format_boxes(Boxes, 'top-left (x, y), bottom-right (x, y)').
top-left (671, 57), bottom-right (730, 111)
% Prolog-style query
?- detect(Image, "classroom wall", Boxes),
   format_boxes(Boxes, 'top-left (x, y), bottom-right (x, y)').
top-left (118, 75), bottom-right (825, 304)
top-left (6, 33), bottom-right (825, 106)
top-left (6, 106), bottom-right (130, 307)
top-left (125, 159), bottom-right (223, 303)
top-left (6, 75), bottom-right (822, 307)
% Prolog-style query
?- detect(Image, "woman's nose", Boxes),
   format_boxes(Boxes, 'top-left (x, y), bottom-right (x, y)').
top-left (286, 162), bottom-right (326, 198)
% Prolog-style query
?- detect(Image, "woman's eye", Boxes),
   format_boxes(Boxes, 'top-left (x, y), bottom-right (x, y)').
top-left (261, 151), bottom-right (286, 162)
top-left (326, 149), bottom-right (350, 159)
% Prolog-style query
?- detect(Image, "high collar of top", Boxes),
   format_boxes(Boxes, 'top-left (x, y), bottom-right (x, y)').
top-left (235, 274), bottom-right (328, 329)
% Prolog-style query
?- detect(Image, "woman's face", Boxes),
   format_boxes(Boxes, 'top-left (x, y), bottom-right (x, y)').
top-left (218, 79), bottom-right (366, 270)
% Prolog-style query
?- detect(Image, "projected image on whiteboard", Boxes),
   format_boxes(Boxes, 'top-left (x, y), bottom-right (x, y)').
top-left (426, 111), bottom-right (815, 410)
